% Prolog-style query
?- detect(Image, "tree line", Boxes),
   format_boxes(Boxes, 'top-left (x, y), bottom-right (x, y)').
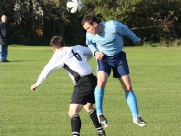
top-left (0, 0), bottom-right (181, 46)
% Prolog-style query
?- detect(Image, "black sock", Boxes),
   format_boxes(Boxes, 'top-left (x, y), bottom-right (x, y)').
top-left (89, 108), bottom-right (104, 132)
top-left (71, 114), bottom-right (81, 136)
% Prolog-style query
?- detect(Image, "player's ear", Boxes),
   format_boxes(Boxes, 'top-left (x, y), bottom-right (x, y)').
top-left (93, 22), bottom-right (97, 27)
top-left (52, 46), bottom-right (56, 52)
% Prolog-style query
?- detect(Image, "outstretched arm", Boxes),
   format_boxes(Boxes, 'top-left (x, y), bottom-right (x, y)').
top-left (30, 53), bottom-right (64, 91)
top-left (115, 21), bottom-right (140, 44)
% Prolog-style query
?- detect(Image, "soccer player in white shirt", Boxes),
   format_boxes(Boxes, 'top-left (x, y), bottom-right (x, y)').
top-left (30, 36), bottom-right (106, 136)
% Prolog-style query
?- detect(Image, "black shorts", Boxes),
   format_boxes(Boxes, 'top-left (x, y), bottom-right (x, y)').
top-left (70, 74), bottom-right (97, 105)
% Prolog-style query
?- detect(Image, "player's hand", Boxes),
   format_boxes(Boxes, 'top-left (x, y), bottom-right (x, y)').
top-left (136, 38), bottom-right (146, 46)
top-left (31, 84), bottom-right (38, 91)
top-left (95, 51), bottom-right (104, 60)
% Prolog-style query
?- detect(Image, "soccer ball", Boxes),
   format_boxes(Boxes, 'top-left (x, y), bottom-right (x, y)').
top-left (66, 0), bottom-right (82, 13)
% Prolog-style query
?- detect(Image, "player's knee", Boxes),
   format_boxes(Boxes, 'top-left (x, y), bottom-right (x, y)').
top-left (97, 80), bottom-right (106, 88)
top-left (124, 85), bottom-right (132, 92)
top-left (68, 109), bottom-right (77, 117)
top-left (70, 114), bottom-right (80, 119)
top-left (68, 104), bottom-right (83, 117)
top-left (83, 103), bottom-right (94, 113)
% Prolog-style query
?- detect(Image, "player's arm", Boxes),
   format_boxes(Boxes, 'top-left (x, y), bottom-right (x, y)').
top-left (86, 34), bottom-right (98, 55)
top-left (31, 64), bottom-right (54, 91)
top-left (79, 45), bottom-right (93, 61)
top-left (86, 43), bottom-right (103, 60)
top-left (115, 21), bottom-right (140, 44)
top-left (86, 36), bottom-right (104, 60)
top-left (73, 45), bottom-right (93, 61)
top-left (31, 55), bottom-right (63, 91)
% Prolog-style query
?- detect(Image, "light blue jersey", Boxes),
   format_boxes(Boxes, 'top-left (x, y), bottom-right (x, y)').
top-left (86, 20), bottom-right (140, 56)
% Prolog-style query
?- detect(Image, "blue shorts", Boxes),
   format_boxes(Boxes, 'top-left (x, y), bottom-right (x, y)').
top-left (97, 51), bottom-right (130, 78)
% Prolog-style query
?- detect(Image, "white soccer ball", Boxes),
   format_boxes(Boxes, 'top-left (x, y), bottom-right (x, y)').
top-left (66, 0), bottom-right (82, 13)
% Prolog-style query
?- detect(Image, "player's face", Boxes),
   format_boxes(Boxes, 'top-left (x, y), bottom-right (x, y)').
top-left (83, 22), bottom-right (98, 35)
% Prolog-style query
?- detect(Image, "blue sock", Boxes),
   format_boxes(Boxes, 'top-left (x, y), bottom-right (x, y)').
top-left (125, 91), bottom-right (139, 119)
top-left (94, 86), bottom-right (104, 114)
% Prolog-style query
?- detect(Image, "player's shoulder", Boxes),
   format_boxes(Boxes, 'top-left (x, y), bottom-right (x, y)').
top-left (107, 20), bottom-right (123, 26)
top-left (62, 45), bottom-right (85, 51)
top-left (55, 46), bottom-right (72, 56)
top-left (72, 45), bottom-right (89, 51)
top-left (73, 45), bottom-right (84, 48)
top-left (101, 20), bottom-right (122, 30)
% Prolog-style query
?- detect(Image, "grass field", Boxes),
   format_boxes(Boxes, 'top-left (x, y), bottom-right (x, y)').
top-left (0, 46), bottom-right (181, 136)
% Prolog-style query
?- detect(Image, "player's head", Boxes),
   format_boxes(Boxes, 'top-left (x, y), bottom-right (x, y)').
top-left (50, 36), bottom-right (65, 48)
top-left (81, 14), bottom-right (100, 35)
top-left (81, 14), bottom-right (99, 25)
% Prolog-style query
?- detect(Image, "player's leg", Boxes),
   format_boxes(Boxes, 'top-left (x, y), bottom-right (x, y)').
top-left (69, 80), bottom-right (86, 136)
top-left (95, 59), bottom-right (110, 127)
top-left (118, 75), bottom-right (138, 118)
top-left (69, 104), bottom-right (84, 136)
top-left (95, 71), bottom-right (108, 114)
top-left (118, 75), bottom-right (146, 127)
top-left (113, 51), bottom-right (146, 127)
top-left (83, 74), bottom-right (106, 135)
top-left (95, 71), bottom-right (108, 127)
top-left (84, 103), bottom-right (106, 136)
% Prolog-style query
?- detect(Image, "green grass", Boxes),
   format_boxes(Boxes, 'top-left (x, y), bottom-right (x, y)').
top-left (1, 46), bottom-right (181, 136)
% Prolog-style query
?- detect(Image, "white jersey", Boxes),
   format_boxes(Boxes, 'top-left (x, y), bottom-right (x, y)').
top-left (36, 45), bottom-right (93, 86)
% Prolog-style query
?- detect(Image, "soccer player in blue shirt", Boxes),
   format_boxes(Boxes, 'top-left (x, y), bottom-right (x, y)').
top-left (81, 15), bottom-right (146, 127)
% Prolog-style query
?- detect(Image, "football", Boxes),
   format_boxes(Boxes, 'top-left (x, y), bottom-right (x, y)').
top-left (66, 0), bottom-right (82, 13)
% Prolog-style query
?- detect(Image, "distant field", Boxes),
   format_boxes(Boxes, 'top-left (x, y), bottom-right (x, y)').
top-left (0, 46), bottom-right (181, 136)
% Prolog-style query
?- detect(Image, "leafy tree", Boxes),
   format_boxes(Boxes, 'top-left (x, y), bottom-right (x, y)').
top-left (0, 0), bottom-right (181, 46)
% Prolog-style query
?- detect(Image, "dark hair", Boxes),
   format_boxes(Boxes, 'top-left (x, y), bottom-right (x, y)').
top-left (50, 36), bottom-right (65, 48)
top-left (81, 14), bottom-right (99, 25)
